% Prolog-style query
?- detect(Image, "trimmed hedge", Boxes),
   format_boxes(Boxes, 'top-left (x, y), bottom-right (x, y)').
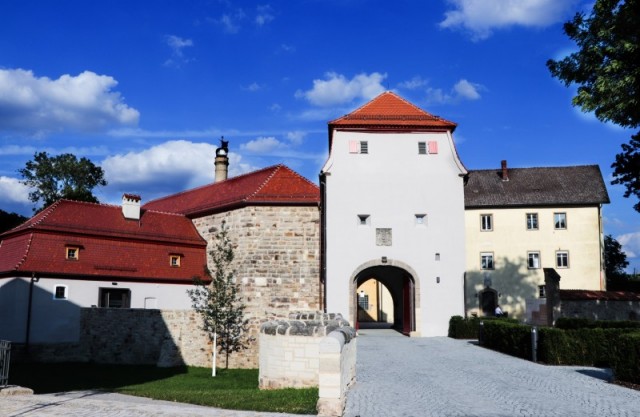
top-left (481, 319), bottom-right (532, 360)
top-left (612, 332), bottom-right (640, 384)
top-left (555, 318), bottom-right (640, 330)
top-left (448, 315), bottom-right (519, 339)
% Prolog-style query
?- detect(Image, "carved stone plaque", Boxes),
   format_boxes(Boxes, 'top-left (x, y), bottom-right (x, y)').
top-left (376, 228), bottom-right (392, 246)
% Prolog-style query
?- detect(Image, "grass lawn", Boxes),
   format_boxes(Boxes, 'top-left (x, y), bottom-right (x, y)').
top-left (10, 362), bottom-right (318, 414)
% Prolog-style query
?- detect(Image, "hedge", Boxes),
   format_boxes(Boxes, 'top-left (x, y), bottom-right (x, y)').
top-left (612, 332), bottom-right (640, 384)
top-left (448, 315), bottom-right (519, 340)
top-left (481, 319), bottom-right (532, 360)
top-left (555, 318), bottom-right (640, 330)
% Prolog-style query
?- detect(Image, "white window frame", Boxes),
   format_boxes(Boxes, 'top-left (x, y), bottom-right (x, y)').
top-left (554, 212), bottom-right (567, 230)
top-left (526, 213), bottom-right (538, 230)
top-left (527, 251), bottom-right (541, 269)
top-left (556, 251), bottom-right (569, 268)
top-left (480, 252), bottom-right (494, 270)
top-left (53, 285), bottom-right (68, 300)
top-left (480, 214), bottom-right (493, 231)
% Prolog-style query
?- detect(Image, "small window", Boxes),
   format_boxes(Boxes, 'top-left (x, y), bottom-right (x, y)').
top-left (554, 213), bottom-right (567, 229)
top-left (358, 292), bottom-right (369, 310)
top-left (66, 247), bottom-right (79, 260)
top-left (357, 214), bottom-right (370, 226)
top-left (428, 141), bottom-right (438, 154)
top-left (415, 214), bottom-right (427, 225)
top-left (527, 252), bottom-right (540, 269)
top-left (349, 140), bottom-right (368, 154)
top-left (480, 252), bottom-right (494, 270)
top-left (526, 213), bottom-right (538, 230)
top-left (53, 285), bottom-right (68, 300)
top-left (538, 285), bottom-right (546, 298)
top-left (170, 255), bottom-right (181, 267)
top-left (480, 214), bottom-right (493, 231)
top-left (556, 251), bottom-right (569, 268)
top-left (418, 142), bottom-right (427, 155)
top-left (360, 141), bottom-right (368, 154)
top-left (99, 288), bottom-right (131, 308)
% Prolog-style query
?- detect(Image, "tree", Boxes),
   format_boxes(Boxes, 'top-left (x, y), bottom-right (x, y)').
top-left (0, 209), bottom-right (28, 233)
top-left (604, 234), bottom-right (629, 281)
top-left (187, 221), bottom-right (250, 375)
top-left (18, 152), bottom-right (107, 212)
top-left (546, 0), bottom-right (640, 212)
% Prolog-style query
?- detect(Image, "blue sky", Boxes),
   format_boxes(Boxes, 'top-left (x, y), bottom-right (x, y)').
top-left (1, 0), bottom-right (638, 272)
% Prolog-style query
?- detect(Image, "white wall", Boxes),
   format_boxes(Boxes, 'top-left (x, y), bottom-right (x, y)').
top-left (323, 131), bottom-right (467, 336)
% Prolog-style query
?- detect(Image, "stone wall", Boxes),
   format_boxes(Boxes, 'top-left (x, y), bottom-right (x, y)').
top-left (191, 205), bottom-right (322, 368)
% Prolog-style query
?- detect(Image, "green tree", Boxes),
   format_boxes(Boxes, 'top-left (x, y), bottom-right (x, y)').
top-left (546, 0), bottom-right (640, 211)
top-left (0, 209), bottom-right (28, 233)
top-left (604, 234), bottom-right (629, 281)
top-left (188, 221), bottom-right (250, 375)
top-left (18, 152), bottom-right (108, 212)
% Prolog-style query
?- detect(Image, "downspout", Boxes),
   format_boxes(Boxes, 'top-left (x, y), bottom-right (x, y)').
top-left (319, 172), bottom-right (327, 313)
top-left (25, 273), bottom-right (38, 352)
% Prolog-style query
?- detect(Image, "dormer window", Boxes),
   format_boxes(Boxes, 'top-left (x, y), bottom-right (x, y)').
top-left (66, 247), bottom-right (79, 260)
top-left (170, 255), bottom-right (181, 267)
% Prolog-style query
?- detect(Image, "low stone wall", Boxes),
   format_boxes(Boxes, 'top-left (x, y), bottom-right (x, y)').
top-left (258, 312), bottom-right (356, 417)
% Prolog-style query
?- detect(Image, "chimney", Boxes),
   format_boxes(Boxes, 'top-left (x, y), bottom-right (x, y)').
top-left (214, 137), bottom-right (229, 183)
top-left (122, 194), bottom-right (141, 220)
top-left (501, 160), bottom-right (509, 182)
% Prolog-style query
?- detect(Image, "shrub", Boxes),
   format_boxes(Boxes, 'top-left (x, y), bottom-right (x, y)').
top-left (448, 316), bottom-right (480, 339)
top-left (481, 320), bottom-right (532, 360)
top-left (555, 318), bottom-right (640, 330)
top-left (612, 333), bottom-right (640, 384)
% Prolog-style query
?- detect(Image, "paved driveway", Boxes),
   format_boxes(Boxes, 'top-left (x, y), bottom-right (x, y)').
top-left (343, 329), bottom-right (640, 417)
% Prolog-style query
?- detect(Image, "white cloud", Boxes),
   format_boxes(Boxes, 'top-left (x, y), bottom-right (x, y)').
top-left (426, 78), bottom-right (484, 104)
top-left (453, 79), bottom-right (482, 100)
top-left (241, 136), bottom-right (285, 153)
top-left (243, 82), bottom-right (262, 92)
top-left (296, 72), bottom-right (387, 107)
top-left (287, 131), bottom-right (306, 145)
top-left (618, 232), bottom-right (640, 258)
top-left (217, 9), bottom-right (246, 34)
top-left (255, 5), bottom-right (274, 26)
top-left (398, 76), bottom-right (429, 90)
top-left (166, 35), bottom-right (193, 57)
top-left (0, 69), bottom-right (139, 135)
top-left (440, 0), bottom-right (578, 40)
top-left (0, 144), bottom-right (109, 156)
top-left (102, 140), bottom-right (256, 194)
top-left (0, 177), bottom-right (30, 203)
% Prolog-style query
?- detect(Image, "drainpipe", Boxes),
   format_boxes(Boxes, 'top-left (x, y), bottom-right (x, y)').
top-left (25, 273), bottom-right (39, 353)
top-left (319, 172), bottom-right (327, 313)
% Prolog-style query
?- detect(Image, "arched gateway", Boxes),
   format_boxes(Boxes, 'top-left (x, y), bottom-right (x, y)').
top-left (349, 260), bottom-right (420, 336)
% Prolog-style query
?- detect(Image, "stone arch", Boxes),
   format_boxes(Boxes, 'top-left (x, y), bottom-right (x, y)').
top-left (349, 259), bottom-right (421, 336)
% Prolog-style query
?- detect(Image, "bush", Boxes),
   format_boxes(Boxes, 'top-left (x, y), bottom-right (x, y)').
top-left (481, 320), bottom-right (532, 360)
top-left (555, 318), bottom-right (640, 330)
top-left (448, 316), bottom-right (480, 339)
top-left (612, 333), bottom-right (640, 384)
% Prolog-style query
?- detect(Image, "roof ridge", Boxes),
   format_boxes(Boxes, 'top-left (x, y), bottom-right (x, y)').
top-left (469, 164), bottom-right (600, 172)
top-left (248, 164), bottom-right (283, 200)
top-left (15, 232), bottom-right (34, 271)
top-left (281, 165), bottom-right (320, 190)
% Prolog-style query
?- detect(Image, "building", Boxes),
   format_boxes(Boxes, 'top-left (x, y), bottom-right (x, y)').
top-left (0, 196), bottom-right (207, 345)
top-left (463, 162), bottom-right (610, 321)
top-left (321, 91), bottom-right (468, 337)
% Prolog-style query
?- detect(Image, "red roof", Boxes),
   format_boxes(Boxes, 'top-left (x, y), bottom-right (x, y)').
top-left (559, 290), bottom-right (640, 301)
top-left (0, 200), bottom-right (207, 283)
top-left (143, 164), bottom-right (319, 217)
top-left (329, 91), bottom-right (457, 131)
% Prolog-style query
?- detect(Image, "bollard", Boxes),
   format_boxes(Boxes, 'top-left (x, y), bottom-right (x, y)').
top-left (478, 321), bottom-right (484, 345)
top-left (531, 326), bottom-right (538, 363)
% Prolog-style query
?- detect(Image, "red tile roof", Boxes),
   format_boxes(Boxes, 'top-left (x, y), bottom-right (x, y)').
top-left (559, 290), bottom-right (640, 301)
top-left (329, 91), bottom-right (457, 131)
top-left (0, 200), bottom-right (207, 283)
top-left (143, 164), bottom-right (320, 217)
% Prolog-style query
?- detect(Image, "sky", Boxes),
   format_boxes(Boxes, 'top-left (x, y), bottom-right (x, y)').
top-left (1, 0), bottom-right (638, 273)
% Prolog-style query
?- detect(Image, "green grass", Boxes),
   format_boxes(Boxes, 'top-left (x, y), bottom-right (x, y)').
top-left (10, 363), bottom-right (318, 414)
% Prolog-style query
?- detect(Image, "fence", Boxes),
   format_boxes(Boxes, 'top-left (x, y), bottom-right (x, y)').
top-left (0, 340), bottom-right (10, 387)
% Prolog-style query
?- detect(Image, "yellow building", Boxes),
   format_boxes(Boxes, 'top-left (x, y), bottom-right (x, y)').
top-left (464, 161), bottom-right (609, 321)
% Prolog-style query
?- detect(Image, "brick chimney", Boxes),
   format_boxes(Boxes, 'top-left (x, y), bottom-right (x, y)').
top-left (501, 160), bottom-right (509, 182)
top-left (122, 194), bottom-right (141, 220)
top-left (214, 137), bottom-right (229, 183)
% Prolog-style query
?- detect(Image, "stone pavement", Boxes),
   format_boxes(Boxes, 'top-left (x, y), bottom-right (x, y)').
top-left (343, 329), bottom-right (640, 417)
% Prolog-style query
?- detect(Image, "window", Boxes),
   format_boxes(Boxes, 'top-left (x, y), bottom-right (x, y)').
top-left (527, 252), bottom-right (540, 269)
top-left (99, 288), bottom-right (131, 308)
top-left (554, 212), bottom-right (567, 229)
top-left (359, 141), bottom-right (368, 154)
top-left (538, 285), bottom-right (546, 298)
top-left (526, 213), bottom-right (538, 230)
top-left (66, 246), bottom-right (79, 260)
top-left (357, 293), bottom-right (369, 310)
top-left (349, 140), bottom-right (368, 154)
top-left (428, 141), bottom-right (438, 154)
top-left (415, 214), bottom-right (427, 225)
top-left (170, 255), bottom-right (181, 267)
top-left (357, 214), bottom-right (370, 226)
top-left (480, 252), bottom-right (494, 270)
top-left (53, 285), bottom-right (68, 300)
top-left (480, 214), bottom-right (493, 231)
top-left (418, 142), bottom-right (427, 155)
top-left (556, 251), bottom-right (569, 268)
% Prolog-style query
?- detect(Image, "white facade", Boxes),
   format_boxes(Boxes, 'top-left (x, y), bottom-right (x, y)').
top-left (322, 130), bottom-right (467, 336)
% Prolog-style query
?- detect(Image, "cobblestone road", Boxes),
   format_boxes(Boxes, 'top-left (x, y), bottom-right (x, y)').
top-left (343, 329), bottom-right (640, 417)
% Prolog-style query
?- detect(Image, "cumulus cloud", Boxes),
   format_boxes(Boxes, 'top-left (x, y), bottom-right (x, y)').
top-left (295, 72), bottom-right (387, 107)
top-left (286, 131), bottom-right (306, 145)
top-left (102, 140), bottom-right (256, 195)
top-left (0, 177), bottom-right (30, 203)
top-left (0, 69), bottom-right (139, 135)
top-left (398, 76), bottom-right (429, 90)
top-left (426, 78), bottom-right (484, 104)
top-left (440, 0), bottom-right (578, 40)
top-left (618, 232), bottom-right (640, 258)
top-left (241, 136), bottom-right (284, 153)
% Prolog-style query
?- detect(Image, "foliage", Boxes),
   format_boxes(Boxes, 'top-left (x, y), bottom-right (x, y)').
top-left (480, 320), bottom-right (532, 360)
top-left (612, 332), bottom-right (640, 384)
top-left (546, 0), bottom-right (640, 212)
top-left (555, 317), bottom-right (640, 330)
top-left (18, 151), bottom-right (107, 212)
top-left (0, 209), bottom-right (27, 233)
top-left (10, 363), bottom-right (318, 414)
top-left (448, 315), bottom-right (518, 339)
top-left (188, 221), bottom-right (251, 369)
top-left (605, 234), bottom-right (630, 281)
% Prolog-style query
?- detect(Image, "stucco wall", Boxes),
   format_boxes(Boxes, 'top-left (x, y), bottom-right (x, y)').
top-left (464, 206), bottom-right (604, 319)
top-left (323, 130), bottom-right (467, 337)
top-left (191, 205), bottom-right (322, 368)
